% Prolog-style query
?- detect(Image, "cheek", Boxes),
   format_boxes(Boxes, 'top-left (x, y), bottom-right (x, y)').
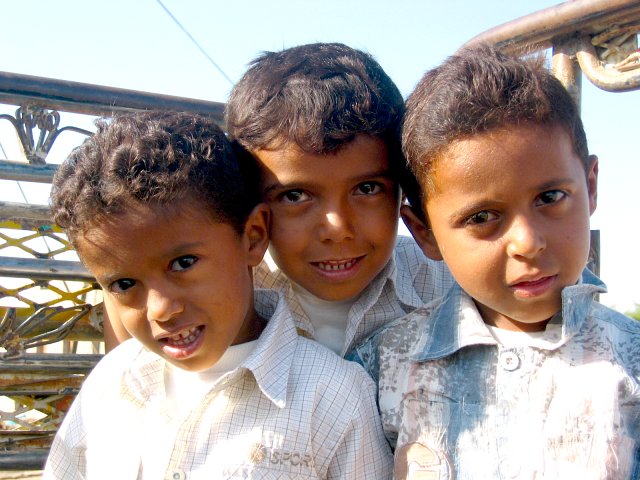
top-left (268, 219), bottom-right (306, 258)
top-left (439, 237), bottom-right (500, 281)
top-left (118, 311), bottom-right (147, 337)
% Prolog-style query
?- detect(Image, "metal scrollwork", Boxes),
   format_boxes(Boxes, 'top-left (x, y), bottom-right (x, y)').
top-left (0, 304), bottom-right (92, 358)
top-left (16, 106), bottom-right (61, 164)
top-left (0, 105), bottom-right (92, 165)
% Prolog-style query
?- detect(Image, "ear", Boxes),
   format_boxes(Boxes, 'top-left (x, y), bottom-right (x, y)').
top-left (243, 203), bottom-right (270, 266)
top-left (400, 204), bottom-right (443, 261)
top-left (586, 155), bottom-right (598, 215)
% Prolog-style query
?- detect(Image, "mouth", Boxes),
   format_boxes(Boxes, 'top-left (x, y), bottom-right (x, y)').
top-left (159, 325), bottom-right (205, 359)
top-left (312, 256), bottom-right (363, 272)
top-left (510, 274), bottom-right (558, 298)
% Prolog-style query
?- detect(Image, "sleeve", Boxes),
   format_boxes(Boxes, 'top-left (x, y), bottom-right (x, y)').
top-left (325, 366), bottom-right (393, 479)
top-left (42, 389), bottom-right (87, 480)
top-left (348, 334), bottom-right (381, 384)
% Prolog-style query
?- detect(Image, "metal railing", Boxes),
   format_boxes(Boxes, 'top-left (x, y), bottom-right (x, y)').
top-left (0, 76), bottom-right (224, 469)
top-left (0, 0), bottom-right (638, 470)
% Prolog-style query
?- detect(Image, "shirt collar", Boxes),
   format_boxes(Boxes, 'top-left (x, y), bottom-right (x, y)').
top-left (243, 289), bottom-right (298, 408)
top-left (120, 289), bottom-right (298, 410)
top-left (412, 269), bottom-right (606, 362)
top-left (352, 241), bottom-right (426, 318)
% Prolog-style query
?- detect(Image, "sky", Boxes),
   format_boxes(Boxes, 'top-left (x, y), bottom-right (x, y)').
top-left (1, 0), bottom-right (638, 312)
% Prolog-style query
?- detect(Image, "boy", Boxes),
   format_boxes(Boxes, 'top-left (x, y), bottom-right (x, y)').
top-left (43, 111), bottom-right (393, 479)
top-left (354, 46), bottom-right (640, 479)
top-left (225, 42), bottom-right (453, 357)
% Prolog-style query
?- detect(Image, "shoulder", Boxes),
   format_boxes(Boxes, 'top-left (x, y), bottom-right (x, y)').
top-left (254, 254), bottom-right (290, 291)
top-left (78, 339), bottom-right (152, 400)
top-left (292, 337), bottom-right (375, 391)
top-left (85, 339), bottom-right (144, 380)
top-left (352, 307), bottom-right (431, 381)
top-left (393, 235), bottom-right (427, 267)
top-left (393, 235), bottom-right (454, 298)
top-left (587, 302), bottom-right (640, 342)
top-left (287, 339), bottom-right (393, 477)
top-left (289, 338), bottom-right (379, 421)
top-left (368, 305), bottom-right (431, 352)
top-left (591, 302), bottom-right (640, 333)
top-left (582, 302), bottom-right (640, 375)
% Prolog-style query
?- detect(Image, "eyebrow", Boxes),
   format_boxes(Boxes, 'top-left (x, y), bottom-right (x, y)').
top-left (263, 167), bottom-right (395, 194)
top-left (94, 241), bottom-right (207, 286)
top-left (444, 177), bottom-right (579, 222)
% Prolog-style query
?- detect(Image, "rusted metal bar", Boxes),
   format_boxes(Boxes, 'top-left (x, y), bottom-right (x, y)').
top-left (0, 70), bottom-right (226, 122)
top-left (0, 201), bottom-right (53, 229)
top-left (575, 35), bottom-right (640, 91)
top-left (552, 40), bottom-right (584, 111)
top-left (0, 449), bottom-right (49, 470)
top-left (465, 0), bottom-right (640, 54)
top-left (0, 353), bottom-right (102, 372)
top-left (0, 257), bottom-right (92, 281)
top-left (0, 318), bottom-right (103, 342)
top-left (0, 159), bottom-right (58, 183)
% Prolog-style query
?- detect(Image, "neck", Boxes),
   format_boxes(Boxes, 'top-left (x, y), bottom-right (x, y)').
top-left (233, 308), bottom-right (268, 345)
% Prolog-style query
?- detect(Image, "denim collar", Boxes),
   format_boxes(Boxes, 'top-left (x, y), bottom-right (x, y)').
top-left (412, 269), bottom-right (606, 362)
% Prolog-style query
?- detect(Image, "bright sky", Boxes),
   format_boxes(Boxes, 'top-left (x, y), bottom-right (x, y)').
top-left (1, 0), bottom-right (638, 312)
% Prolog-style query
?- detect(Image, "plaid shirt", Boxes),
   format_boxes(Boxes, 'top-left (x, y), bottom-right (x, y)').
top-left (44, 290), bottom-right (393, 479)
top-left (354, 270), bottom-right (640, 480)
top-left (255, 235), bottom-right (453, 357)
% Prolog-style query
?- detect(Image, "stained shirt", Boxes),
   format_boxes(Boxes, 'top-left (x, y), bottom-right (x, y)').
top-left (354, 270), bottom-right (640, 480)
top-left (255, 235), bottom-right (454, 357)
top-left (44, 290), bottom-right (393, 480)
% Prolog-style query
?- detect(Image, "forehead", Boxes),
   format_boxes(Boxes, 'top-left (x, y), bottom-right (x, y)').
top-left (430, 123), bottom-right (583, 195)
top-left (74, 201), bottom-right (229, 267)
top-left (254, 135), bottom-right (391, 185)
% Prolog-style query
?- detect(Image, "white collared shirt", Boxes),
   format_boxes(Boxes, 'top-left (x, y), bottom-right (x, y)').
top-left (255, 235), bottom-right (453, 357)
top-left (44, 290), bottom-right (393, 479)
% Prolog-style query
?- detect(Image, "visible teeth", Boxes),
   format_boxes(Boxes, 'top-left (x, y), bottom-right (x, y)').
top-left (317, 260), bottom-right (355, 271)
top-left (167, 327), bottom-right (199, 346)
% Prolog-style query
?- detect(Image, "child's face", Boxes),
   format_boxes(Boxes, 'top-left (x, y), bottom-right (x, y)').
top-left (403, 123), bottom-right (598, 331)
top-left (76, 200), bottom-right (269, 371)
top-left (255, 135), bottom-right (401, 301)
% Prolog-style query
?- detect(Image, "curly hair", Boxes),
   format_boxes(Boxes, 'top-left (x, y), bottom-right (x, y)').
top-left (402, 44), bottom-right (589, 216)
top-left (50, 110), bottom-right (260, 241)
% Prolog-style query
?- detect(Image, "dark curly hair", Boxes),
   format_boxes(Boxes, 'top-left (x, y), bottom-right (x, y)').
top-left (50, 110), bottom-right (260, 242)
top-left (225, 42), bottom-right (412, 187)
top-left (402, 44), bottom-right (589, 218)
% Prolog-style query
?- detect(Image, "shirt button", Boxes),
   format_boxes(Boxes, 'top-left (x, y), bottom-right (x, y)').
top-left (168, 471), bottom-right (186, 480)
top-left (499, 458), bottom-right (521, 478)
top-left (499, 350), bottom-right (520, 371)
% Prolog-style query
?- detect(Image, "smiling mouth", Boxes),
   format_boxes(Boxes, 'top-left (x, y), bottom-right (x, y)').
top-left (162, 326), bottom-right (203, 348)
top-left (313, 257), bottom-right (362, 271)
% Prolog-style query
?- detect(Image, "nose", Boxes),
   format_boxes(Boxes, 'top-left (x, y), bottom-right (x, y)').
top-left (146, 287), bottom-right (183, 323)
top-left (319, 202), bottom-right (356, 243)
top-left (505, 215), bottom-right (546, 259)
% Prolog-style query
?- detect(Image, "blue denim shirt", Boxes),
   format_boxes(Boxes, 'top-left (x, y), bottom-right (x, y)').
top-left (354, 270), bottom-right (640, 479)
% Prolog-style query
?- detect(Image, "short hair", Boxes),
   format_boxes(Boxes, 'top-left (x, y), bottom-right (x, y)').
top-left (225, 42), bottom-right (405, 159)
top-left (402, 44), bottom-right (589, 216)
top-left (51, 110), bottom-right (260, 242)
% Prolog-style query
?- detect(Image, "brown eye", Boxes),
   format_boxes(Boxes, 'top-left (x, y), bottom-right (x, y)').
top-left (281, 190), bottom-right (310, 203)
top-left (465, 211), bottom-right (497, 225)
top-left (170, 255), bottom-right (198, 271)
top-left (356, 182), bottom-right (382, 195)
top-left (110, 278), bottom-right (136, 293)
top-left (536, 190), bottom-right (566, 206)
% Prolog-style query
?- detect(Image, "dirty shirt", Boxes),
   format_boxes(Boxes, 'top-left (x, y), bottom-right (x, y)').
top-left (354, 270), bottom-right (640, 479)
